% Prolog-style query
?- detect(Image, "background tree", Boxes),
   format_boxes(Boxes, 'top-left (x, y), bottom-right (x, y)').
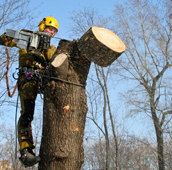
top-left (0, 121), bottom-right (42, 170)
top-left (0, 0), bottom-right (37, 112)
top-left (82, 134), bottom-right (158, 170)
top-left (0, 1), bottom-right (40, 169)
top-left (112, 0), bottom-right (172, 169)
top-left (69, 7), bottom-right (121, 170)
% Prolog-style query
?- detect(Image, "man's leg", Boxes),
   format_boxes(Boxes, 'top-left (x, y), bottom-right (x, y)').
top-left (18, 99), bottom-right (35, 150)
top-left (18, 77), bottom-right (40, 167)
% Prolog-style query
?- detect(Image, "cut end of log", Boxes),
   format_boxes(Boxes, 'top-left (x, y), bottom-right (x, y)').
top-left (77, 26), bottom-right (126, 67)
top-left (51, 53), bottom-right (68, 68)
top-left (92, 26), bottom-right (126, 53)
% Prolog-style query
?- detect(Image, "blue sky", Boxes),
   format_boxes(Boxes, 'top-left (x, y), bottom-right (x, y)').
top-left (29, 0), bottom-right (121, 45)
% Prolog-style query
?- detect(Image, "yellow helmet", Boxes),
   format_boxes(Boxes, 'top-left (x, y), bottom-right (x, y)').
top-left (38, 16), bottom-right (59, 32)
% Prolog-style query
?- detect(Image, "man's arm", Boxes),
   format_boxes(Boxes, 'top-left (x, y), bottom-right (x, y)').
top-left (0, 34), bottom-right (16, 47)
top-left (0, 36), bottom-right (5, 45)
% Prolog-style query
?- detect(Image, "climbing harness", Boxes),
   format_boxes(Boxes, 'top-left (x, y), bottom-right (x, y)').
top-left (15, 66), bottom-right (45, 95)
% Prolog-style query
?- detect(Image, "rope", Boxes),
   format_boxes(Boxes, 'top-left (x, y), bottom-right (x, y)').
top-left (0, 90), bottom-right (7, 99)
top-left (4, 37), bottom-right (18, 98)
top-left (53, 37), bottom-right (72, 42)
top-left (4, 38), bottom-right (21, 170)
top-left (14, 78), bottom-right (26, 170)
top-left (36, 73), bottom-right (86, 87)
top-left (14, 92), bottom-right (19, 170)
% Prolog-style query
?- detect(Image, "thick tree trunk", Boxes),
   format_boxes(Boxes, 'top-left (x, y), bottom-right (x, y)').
top-left (150, 94), bottom-right (164, 170)
top-left (39, 40), bottom-right (91, 170)
top-left (38, 26), bottom-right (125, 170)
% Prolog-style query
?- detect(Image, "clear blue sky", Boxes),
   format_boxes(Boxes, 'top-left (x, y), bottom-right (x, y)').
top-left (29, 0), bottom-right (121, 45)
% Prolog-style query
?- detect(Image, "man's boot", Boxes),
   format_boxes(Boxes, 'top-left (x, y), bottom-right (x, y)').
top-left (19, 147), bottom-right (41, 167)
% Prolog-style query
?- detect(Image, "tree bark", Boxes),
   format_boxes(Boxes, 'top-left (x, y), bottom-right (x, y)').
top-left (38, 40), bottom-right (91, 170)
top-left (38, 26), bottom-right (125, 170)
top-left (150, 92), bottom-right (164, 170)
top-left (77, 26), bottom-right (126, 67)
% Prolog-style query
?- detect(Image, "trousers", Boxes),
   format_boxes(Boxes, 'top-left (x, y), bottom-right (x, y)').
top-left (18, 73), bottom-right (38, 151)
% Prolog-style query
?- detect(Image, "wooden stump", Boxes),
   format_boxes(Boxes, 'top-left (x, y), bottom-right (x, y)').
top-left (77, 26), bottom-right (126, 67)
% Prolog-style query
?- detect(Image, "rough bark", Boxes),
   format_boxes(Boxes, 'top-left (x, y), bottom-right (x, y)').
top-left (150, 92), bottom-right (164, 170)
top-left (39, 26), bottom-right (125, 170)
top-left (77, 26), bottom-right (126, 67)
top-left (39, 40), bottom-right (91, 170)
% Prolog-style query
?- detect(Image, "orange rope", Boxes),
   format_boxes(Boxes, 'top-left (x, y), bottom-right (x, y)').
top-left (5, 37), bottom-right (18, 98)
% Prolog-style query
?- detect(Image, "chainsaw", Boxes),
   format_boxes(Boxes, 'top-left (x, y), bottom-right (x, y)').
top-left (5, 29), bottom-right (51, 51)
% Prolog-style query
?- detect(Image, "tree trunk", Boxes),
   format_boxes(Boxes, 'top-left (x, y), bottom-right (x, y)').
top-left (39, 26), bottom-right (125, 170)
top-left (38, 39), bottom-right (91, 170)
top-left (150, 93), bottom-right (164, 170)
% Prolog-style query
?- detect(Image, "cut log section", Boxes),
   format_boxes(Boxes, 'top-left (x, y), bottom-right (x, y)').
top-left (51, 53), bottom-right (68, 68)
top-left (77, 26), bottom-right (126, 67)
top-left (50, 53), bottom-right (68, 79)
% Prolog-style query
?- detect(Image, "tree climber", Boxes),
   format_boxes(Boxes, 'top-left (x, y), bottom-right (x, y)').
top-left (0, 16), bottom-right (58, 167)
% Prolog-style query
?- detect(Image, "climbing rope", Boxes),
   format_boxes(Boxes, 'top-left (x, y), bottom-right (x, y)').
top-left (4, 38), bottom-right (20, 170)
top-left (4, 37), bottom-right (18, 98)
top-left (36, 73), bottom-right (86, 87)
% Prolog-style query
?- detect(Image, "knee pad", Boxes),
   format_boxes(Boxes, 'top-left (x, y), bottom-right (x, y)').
top-left (19, 122), bottom-right (33, 144)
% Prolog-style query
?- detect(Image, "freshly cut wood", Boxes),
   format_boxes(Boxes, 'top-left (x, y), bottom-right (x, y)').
top-left (77, 26), bottom-right (126, 67)
top-left (49, 53), bottom-right (68, 79)
top-left (51, 53), bottom-right (68, 68)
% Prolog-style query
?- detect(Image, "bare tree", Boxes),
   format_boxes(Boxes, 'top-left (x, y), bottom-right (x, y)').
top-left (68, 6), bottom-right (121, 170)
top-left (0, 3), bottom-right (42, 169)
top-left (0, 108), bottom-right (43, 170)
top-left (39, 9), bottom-right (125, 169)
top-left (112, 0), bottom-right (172, 169)
top-left (94, 64), bottom-right (120, 170)
top-left (82, 133), bottom-right (159, 170)
top-left (69, 6), bottom-right (110, 37)
top-left (0, 0), bottom-right (37, 111)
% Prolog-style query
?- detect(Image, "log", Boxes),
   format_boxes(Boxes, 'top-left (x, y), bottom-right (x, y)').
top-left (77, 26), bottom-right (126, 67)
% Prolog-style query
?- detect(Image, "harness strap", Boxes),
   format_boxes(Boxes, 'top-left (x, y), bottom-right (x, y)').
top-left (19, 136), bottom-right (32, 142)
top-left (19, 127), bottom-right (32, 134)
top-left (18, 123), bottom-right (33, 143)
top-left (18, 67), bottom-right (44, 94)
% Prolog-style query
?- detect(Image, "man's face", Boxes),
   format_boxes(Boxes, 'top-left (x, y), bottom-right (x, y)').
top-left (43, 26), bottom-right (57, 38)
